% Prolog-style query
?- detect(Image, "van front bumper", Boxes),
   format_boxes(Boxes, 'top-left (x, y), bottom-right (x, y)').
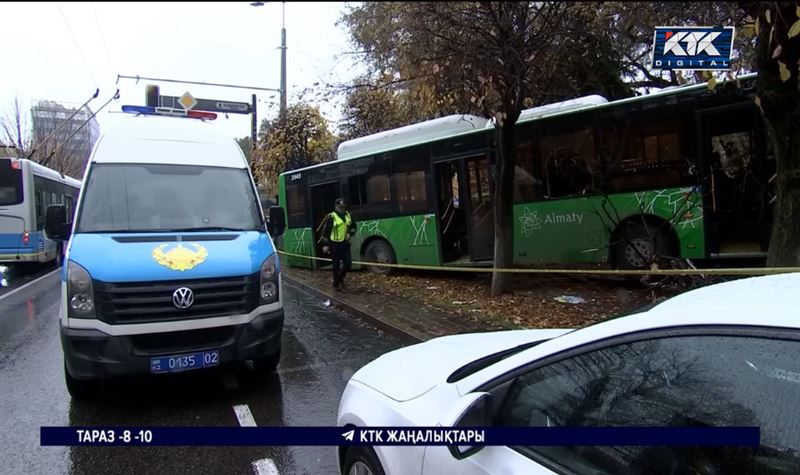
top-left (61, 308), bottom-right (284, 381)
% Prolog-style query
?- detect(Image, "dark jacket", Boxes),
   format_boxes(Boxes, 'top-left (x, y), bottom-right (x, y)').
top-left (321, 210), bottom-right (357, 243)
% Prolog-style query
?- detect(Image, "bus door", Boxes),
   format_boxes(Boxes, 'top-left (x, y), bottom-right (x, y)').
top-left (433, 159), bottom-right (467, 262)
top-left (696, 104), bottom-right (772, 258)
top-left (433, 154), bottom-right (494, 263)
top-left (464, 154), bottom-right (494, 261)
top-left (308, 180), bottom-right (340, 268)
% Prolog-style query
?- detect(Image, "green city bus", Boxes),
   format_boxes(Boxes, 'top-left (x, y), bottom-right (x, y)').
top-left (275, 73), bottom-right (773, 273)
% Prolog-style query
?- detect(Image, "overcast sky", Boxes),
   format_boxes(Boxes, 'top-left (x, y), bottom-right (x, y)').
top-left (0, 1), bottom-right (365, 141)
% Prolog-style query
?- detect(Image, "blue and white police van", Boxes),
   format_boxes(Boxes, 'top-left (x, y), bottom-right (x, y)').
top-left (44, 104), bottom-right (287, 399)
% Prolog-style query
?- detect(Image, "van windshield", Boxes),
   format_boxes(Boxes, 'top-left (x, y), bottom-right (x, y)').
top-left (76, 163), bottom-right (262, 233)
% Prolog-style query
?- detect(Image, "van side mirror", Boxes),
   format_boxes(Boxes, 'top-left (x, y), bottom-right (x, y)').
top-left (268, 206), bottom-right (286, 237)
top-left (45, 205), bottom-right (70, 241)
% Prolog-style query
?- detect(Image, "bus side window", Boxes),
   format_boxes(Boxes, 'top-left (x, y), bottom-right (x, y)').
top-left (35, 190), bottom-right (45, 230)
top-left (514, 140), bottom-right (539, 203)
top-left (603, 117), bottom-right (688, 193)
top-left (361, 155), bottom-right (392, 219)
top-left (347, 175), bottom-right (367, 219)
top-left (539, 127), bottom-right (597, 199)
top-left (65, 196), bottom-right (73, 221)
top-left (286, 182), bottom-right (309, 228)
top-left (393, 147), bottom-right (429, 215)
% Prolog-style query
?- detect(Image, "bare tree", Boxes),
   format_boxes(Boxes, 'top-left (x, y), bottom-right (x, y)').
top-left (0, 97), bottom-right (33, 157)
top-left (1, 98), bottom-right (93, 178)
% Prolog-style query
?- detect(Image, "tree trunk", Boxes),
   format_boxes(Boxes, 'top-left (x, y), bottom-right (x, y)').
top-left (491, 121), bottom-right (517, 296)
top-left (765, 117), bottom-right (800, 266)
top-left (755, 3), bottom-right (800, 266)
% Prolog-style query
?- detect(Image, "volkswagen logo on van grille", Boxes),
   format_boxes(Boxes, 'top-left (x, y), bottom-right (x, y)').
top-left (172, 287), bottom-right (194, 309)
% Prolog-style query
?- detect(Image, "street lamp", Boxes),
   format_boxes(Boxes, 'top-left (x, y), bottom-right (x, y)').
top-left (250, 1), bottom-right (287, 121)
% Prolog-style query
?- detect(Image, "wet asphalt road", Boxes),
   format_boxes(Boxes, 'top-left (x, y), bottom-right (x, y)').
top-left (0, 265), bottom-right (414, 475)
top-left (0, 261), bottom-right (59, 297)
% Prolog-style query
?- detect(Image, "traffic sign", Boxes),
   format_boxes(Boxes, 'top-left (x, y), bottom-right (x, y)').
top-left (178, 92), bottom-right (197, 110)
top-left (211, 101), bottom-right (250, 113)
top-left (159, 95), bottom-right (252, 114)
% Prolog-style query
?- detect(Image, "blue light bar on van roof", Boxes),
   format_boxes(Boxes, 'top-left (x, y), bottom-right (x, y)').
top-left (121, 105), bottom-right (155, 114)
top-left (120, 105), bottom-right (217, 120)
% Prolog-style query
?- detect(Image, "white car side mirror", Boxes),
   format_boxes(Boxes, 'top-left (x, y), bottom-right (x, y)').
top-left (439, 392), bottom-right (492, 460)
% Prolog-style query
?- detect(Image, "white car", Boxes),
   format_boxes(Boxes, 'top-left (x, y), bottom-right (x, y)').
top-left (337, 273), bottom-right (800, 475)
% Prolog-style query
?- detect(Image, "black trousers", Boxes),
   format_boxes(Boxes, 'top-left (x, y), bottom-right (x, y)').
top-left (331, 241), bottom-right (352, 287)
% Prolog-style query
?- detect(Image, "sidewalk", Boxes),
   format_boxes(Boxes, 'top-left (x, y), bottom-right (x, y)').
top-left (283, 267), bottom-right (512, 342)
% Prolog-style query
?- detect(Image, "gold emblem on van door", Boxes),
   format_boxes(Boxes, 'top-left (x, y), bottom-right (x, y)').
top-left (152, 243), bottom-right (208, 271)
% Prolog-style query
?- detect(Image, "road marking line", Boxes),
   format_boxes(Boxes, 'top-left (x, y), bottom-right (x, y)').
top-left (251, 458), bottom-right (280, 475)
top-left (0, 268), bottom-right (59, 302)
top-left (236, 406), bottom-right (281, 475)
top-left (233, 404), bottom-right (257, 427)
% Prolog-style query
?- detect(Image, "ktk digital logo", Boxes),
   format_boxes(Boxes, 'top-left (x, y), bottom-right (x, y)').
top-left (652, 26), bottom-right (735, 71)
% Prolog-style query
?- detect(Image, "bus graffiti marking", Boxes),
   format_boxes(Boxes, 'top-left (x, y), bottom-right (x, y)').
top-left (409, 216), bottom-right (430, 247)
top-left (290, 228), bottom-right (309, 254)
top-left (635, 189), bottom-right (703, 229)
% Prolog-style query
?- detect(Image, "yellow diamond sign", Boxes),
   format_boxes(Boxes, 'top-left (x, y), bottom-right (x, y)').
top-left (178, 92), bottom-right (197, 110)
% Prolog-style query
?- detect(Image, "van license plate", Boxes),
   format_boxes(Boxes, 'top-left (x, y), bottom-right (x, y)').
top-left (150, 350), bottom-right (220, 374)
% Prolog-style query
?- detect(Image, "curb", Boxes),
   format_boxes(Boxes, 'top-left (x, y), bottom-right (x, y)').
top-left (283, 275), bottom-right (423, 343)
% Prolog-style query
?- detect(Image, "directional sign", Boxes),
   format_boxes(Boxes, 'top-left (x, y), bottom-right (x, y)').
top-left (159, 95), bottom-right (252, 114)
top-left (212, 101), bottom-right (251, 113)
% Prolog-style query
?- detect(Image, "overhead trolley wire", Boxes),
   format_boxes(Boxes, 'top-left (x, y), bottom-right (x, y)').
top-left (91, 2), bottom-right (116, 77)
top-left (56, 2), bottom-right (98, 86)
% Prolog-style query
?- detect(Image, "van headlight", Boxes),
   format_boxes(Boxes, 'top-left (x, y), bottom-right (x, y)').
top-left (259, 254), bottom-right (279, 304)
top-left (67, 261), bottom-right (95, 318)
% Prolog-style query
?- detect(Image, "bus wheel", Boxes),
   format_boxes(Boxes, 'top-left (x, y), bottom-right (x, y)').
top-left (613, 222), bottom-right (673, 271)
top-left (363, 240), bottom-right (396, 275)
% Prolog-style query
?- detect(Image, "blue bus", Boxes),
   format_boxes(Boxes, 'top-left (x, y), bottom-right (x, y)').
top-left (0, 158), bottom-right (81, 266)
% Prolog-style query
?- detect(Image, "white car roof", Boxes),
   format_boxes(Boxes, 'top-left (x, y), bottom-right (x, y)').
top-left (89, 114), bottom-right (246, 169)
top-left (456, 272), bottom-right (800, 393)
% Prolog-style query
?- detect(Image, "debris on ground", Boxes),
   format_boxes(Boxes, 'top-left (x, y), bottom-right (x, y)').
top-left (553, 295), bottom-right (586, 304)
top-left (291, 268), bottom-right (688, 329)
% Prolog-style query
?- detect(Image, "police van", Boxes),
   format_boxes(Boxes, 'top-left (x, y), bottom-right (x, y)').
top-left (44, 103), bottom-right (287, 399)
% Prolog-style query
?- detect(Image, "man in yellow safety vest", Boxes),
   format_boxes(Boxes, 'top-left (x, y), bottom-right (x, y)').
top-left (321, 198), bottom-right (357, 291)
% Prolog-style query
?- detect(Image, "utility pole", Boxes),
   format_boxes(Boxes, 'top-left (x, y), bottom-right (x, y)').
top-left (251, 1), bottom-right (287, 121)
top-left (279, 1), bottom-right (287, 122)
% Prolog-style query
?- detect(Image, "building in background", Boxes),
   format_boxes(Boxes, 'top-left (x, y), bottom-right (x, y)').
top-left (30, 100), bottom-right (99, 178)
top-left (0, 144), bottom-right (18, 158)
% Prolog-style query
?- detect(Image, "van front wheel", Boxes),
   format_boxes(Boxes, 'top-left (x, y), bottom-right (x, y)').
top-left (64, 364), bottom-right (98, 401)
top-left (253, 348), bottom-right (281, 375)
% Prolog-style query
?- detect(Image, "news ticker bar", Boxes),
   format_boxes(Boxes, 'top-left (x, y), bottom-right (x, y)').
top-left (41, 427), bottom-right (761, 447)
